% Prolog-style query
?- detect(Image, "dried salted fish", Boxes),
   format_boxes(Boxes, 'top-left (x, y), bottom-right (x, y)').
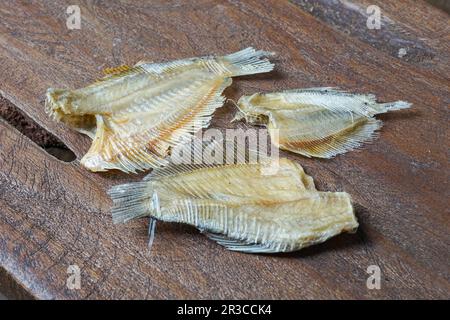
top-left (45, 48), bottom-right (274, 172)
top-left (234, 88), bottom-right (411, 158)
top-left (108, 146), bottom-right (358, 253)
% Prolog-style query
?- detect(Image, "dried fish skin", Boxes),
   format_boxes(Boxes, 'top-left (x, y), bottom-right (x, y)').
top-left (45, 48), bottom-right (274, 172)
top-left (235, 88), bottom-right (411, 158)
top-left (109, 158), bottom-right (357, 253)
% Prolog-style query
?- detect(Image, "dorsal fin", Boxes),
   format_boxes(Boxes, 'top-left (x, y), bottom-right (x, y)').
top-left (103, 65), bottom-right (131, 75)
top-left (95, 65), bottom-right (146, 83)
top-left (203, 231), bottom-right (278, 253)
top-left (135, 60), bottom-right (153, 66)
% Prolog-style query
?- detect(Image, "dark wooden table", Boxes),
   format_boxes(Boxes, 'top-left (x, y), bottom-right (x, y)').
top-left (0, 0), bottom-right (449, 299)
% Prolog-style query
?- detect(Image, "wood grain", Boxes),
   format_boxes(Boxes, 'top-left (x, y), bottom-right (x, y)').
top-left (0, 0), bottom-right (449, 299)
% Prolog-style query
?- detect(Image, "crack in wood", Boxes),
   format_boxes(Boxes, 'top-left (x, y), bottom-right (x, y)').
top-left (0, 95), bottom-right (75, 162)
top-left (290, 0), bottom-right (436, 63)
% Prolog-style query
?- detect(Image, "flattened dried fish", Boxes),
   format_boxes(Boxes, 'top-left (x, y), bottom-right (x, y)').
top-left (234, 88), bottom-right (411, 158)
top-left (45, 48), bottom-right (274, 172)
top-left (108, 148), bottom-right (357, 253)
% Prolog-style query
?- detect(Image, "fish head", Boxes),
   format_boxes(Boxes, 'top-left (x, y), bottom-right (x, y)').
top-left (45, 88), bottom-right (97, 137)
top-left (236, 93), bottom-right (270, 126)
top-left (45, 88), bottom-right (77, 118)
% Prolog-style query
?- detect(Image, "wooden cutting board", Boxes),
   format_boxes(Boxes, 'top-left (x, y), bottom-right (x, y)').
top-left (0, 0), bottom-right (448, 299)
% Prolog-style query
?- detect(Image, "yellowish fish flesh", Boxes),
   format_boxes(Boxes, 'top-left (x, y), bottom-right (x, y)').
top-left (45, 48), bottom-right (274, 172)
top-left (234, 88), bottom-right (411, 158)
top-left (109, 147), bottom-right (358, 253)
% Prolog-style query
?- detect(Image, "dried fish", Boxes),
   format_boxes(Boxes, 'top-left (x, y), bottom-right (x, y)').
top-left (45, 48), bottom-right (274, 172)
top-left (234, 88), bottom-right (411, 158)
top-left (109, 143), bottom-right (357, 253)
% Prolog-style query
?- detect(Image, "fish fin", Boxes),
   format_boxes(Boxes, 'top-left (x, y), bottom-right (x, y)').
top-left (102, 65), bottom-right (131, 75)
top-left (143, 157), bottom-right (307, 201)
top-left (136, 77), bottom-right (230, 170)
top-left (282, 87), bottom-right (342, 93)
top-left (223, 47), bottom-right (275, 76)
top-left (108, 181), bottom-right (155, 224)
top-left (147, 217), bottom-right (157, 250)
top-left (135, 60), bottom-right (153, 66)
top-left (375, 100), bottom-right (412, 114)
top-left (81, 137), bottom-right (169, 173)
top-left (275, 89), bottom-right (411, 116)
top-left (156, 77), bottom-right (230, 143)
top-left (100, 58), bottom-right (193, 81)
top-left (95, 65), bottom-right (147, 83)
top-left (144, 162), bottom-right (270, 198)
top-left (204, 232), bottom-right (278, 253)
top-left (134, 48), bottom-right (274, 78)
top-left (278, 116), bottom-right (382, 158)
top-left (136, 58), bottom-right (197, 75)
top-left (80, 115), bottom-right (168, 173)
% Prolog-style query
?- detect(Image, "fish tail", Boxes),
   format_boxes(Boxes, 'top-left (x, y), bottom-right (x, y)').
top-left (224, 47), bottom-right (275, 76)
top-left (108, 182), bottom-right (155, 224)
top-left (374, 100), bottom-right (412, 115)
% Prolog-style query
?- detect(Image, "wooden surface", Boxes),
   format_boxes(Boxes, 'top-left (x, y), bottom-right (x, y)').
top-left (0, 0), bottom-right (449, 299)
